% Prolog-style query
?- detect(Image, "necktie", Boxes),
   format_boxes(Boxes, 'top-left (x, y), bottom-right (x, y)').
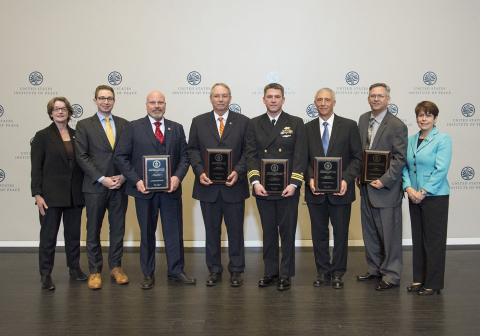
top-left (366, 118), bottom-right (375, 149)
top-left (218, 117), bottom-right (225, 137)
top-left (154, 122), bottom-right (164, 144)
top-left (322, 122), bottom-right (329, 155)
top-left (271, 119), bottom-right (276, 127)
top-left (105, 117), bottom-right (115, 149)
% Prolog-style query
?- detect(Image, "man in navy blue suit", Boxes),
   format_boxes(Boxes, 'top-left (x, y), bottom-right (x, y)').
top-left (114, 91), bottom-right (195, 289)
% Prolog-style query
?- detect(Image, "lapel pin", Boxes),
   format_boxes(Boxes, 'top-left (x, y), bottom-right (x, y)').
top-left (168, 128), bottom-right (171, 130)
top-left (229, 122), bottom-right (232, 125)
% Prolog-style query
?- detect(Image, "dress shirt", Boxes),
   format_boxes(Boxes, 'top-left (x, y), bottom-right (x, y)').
top-left (319, 114), bottom-right (335, 141)
top-left (370, 110), bottom-right (387, 144)
top-left (97, 112), bottom-right (117, 183)
top-left (148, 115), bottom-right (165, 135)
top-left (214, 110), bottom-right (229, 134)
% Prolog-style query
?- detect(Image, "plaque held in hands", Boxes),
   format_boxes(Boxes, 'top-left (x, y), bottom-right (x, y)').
top-left (361, 150), bottom-right (391, 183)
top-left (314, 157), bottom-right (342, 193)
top-left (261, 159), bottom-right (288, 195)
top-left (143, 155), bottom-right (171, 191)
top-left (206, 149), bottom-right (232, 184)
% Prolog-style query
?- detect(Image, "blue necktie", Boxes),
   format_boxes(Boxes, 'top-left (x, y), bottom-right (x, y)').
top-left (322, 122), bottom-right (329, 155)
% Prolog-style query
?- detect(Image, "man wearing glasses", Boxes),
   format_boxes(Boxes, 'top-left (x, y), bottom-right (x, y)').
top-left (75, 85), bottom-right (130, 290)
top-left (356, 83), bottom-right (407, 291)
top-left (187, 83), bottom-right (250, 287)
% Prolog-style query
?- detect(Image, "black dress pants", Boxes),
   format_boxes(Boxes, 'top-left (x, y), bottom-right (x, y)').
top-left (256, 197), bottom-right (299, 278)
top-left (409, 195), bottom-right (449, 290)
top-left (38, 206), bottom-right (83, 276)
top-left (85, 189), bottom-right (128, 273)
top-left (200, 194), bottom-right (245, 274)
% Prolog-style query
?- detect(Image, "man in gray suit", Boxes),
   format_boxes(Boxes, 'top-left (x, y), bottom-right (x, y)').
top-left (356, 83), bottom-right (407, 290)
top-left (187, 83), bottom-right (250, 287)
top-left (75, 85), bottom-right (129, 290)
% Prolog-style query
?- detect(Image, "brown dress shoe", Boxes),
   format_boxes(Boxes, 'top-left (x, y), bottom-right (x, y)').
top-left (111, 267), bottom-right (129, 284)
top-left (88, 273), bottom-right (102, 290)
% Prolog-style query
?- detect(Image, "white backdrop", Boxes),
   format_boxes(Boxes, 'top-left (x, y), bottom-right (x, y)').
top-left (1, 0), bottom-right (479, 246)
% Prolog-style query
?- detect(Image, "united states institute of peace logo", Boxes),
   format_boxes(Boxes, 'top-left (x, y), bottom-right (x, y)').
top-left (388, 104), bottom-right (398, 116)
top-left (152, 160), bottom-right (161, 169)
top-left (423, 71), bottom-right (437, 85)
top-left (108, 71), bottom-right (122, 86)
top-left (71, 104), bottom-right (83, 118)
top-left (267, 71), bottom-right (281, 84)
top-left (215, 154), bottom-right (223, 162)
top-left (324, 162), bottom-right (332, 170)
top-left (229, 104), bottom-right (241, 113)
top-left (0, 105), bottom-right (4, 118)
top-left (461, 103), bottom-right (475, 117)
top-left (29, 71), bottom-right (43, 86)
top-left (345, 71), bottom-right (359, 85)
top-left (271, 164), bottom-right (279, 172)
top-left (306, 104), bottom-right (318, 118)
top-left (187, 71), bottom-right (201, 85)
top-left (0, 169), bottom-right (5, 183)
top-left (461, 167), bottom-right (475, 180)
top-left (373, 155), bottom-right (381, 163)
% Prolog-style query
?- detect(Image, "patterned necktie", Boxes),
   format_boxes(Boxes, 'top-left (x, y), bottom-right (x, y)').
top-left (366, 117), bottom-right (375, 149)
top-left (154, 122), bottom-right (164, 144)
top-left (218, 117), bottom-right (224, 137)
top-left (322, 122), bottom-right (329, 155)
top-left (105, 117), bottom-right (115, 149)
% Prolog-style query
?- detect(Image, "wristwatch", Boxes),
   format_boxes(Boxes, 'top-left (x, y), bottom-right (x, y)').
top-left (420, 189), bottom-right (427, 196)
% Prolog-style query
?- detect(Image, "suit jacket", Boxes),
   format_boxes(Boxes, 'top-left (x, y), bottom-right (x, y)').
top-left (114, 116), bottom-right (189, 200)
top-left (402, 127), bottom-right (452, 196)
top-left (358, 111), bottom-right (408, 208)
top-left (305, 114), bottom-right (363, 205)
top-left (245, 111), bottom-right (308, 200)
top-left (75, 113), bottom-right (129, 193)
top-left (187, 110), bottom-right (250, 203)
top-left (31, 123), bottom-right (84, 207)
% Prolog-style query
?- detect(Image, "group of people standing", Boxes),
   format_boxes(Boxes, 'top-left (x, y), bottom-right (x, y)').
top-left (31, 82), bottom-right (452, 296)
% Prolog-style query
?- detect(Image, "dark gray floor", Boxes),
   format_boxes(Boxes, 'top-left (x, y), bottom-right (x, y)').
top-left (1, 248), bottom-right (479, 335)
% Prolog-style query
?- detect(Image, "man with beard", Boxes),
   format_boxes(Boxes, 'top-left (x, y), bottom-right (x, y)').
top-left (114, 91), bottom-right (195, 289)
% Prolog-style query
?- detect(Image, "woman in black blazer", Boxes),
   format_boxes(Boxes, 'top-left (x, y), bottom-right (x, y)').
top-left (31, 97), bottom-right (87, 290)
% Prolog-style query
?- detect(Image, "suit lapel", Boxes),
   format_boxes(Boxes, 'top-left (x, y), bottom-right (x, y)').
top-left (220, 110), bottom-right (237, 142)
top-left (142, 116), bottom-right (161, 152)
top-left (90, 114), bottom-right (112, 150)
top-left (164, 119), bottom-right (172, 154)
top-left (68, 126), bottom-right (78, 169)
top-left (48, 123), bottom-right (69, 169)
top-left (371, 111), bottom-right (390, 149)
top-left (361, 113), bottom-right (371, 149)
top-left (416, 128), bottom-right (438, 153)
top-left (266, 112), bottom-right (287, 148)
top-left (112, 115), bottom-right (122, 149)
top-left (326, 115), bottom-right (341, 156)
top-left (206, 111), bottom-right (221, 142)
top-left (311, 118), bottom-right (325, 156)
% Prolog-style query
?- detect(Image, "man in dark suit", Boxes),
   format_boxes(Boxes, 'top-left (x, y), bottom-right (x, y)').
top-left (114, 90), bottom-right (195, 289)
top-left (356, 83), bottom-right (408, 290)
top-left (245, 83), bottom-right (308, 291)
top-left (187, 83), bottom-right (250, 287)
top-left (305, 88), bottom-right (362, 289)
top-left (75, 85), bottom-right (129, 290)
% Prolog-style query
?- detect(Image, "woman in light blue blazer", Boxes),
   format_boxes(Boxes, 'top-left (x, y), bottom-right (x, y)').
top-left (402, 101), bottom-right (452, 295)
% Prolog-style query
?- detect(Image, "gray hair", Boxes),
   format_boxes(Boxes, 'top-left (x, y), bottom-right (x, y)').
top-left (369, 83), bottom-right (391, 97)
top-left (210, 83), bottom-right (231, 97)
top-left (314, 88), bottom-right (336, 102)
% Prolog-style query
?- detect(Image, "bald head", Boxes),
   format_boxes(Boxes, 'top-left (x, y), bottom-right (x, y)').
top-left (146, 91), bottom-right (166, 121)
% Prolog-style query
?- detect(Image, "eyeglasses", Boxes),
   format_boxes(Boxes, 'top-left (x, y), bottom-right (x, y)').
top-left (369, 94), bottom-right (387, 99)
top-left (96, 97), bottom-right (114, 102)
top-left (212, 94), bottom-right (230, 99)
top-left (52, 107), bottom-right (68, 112)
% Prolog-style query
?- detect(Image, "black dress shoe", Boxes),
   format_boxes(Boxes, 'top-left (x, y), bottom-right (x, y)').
top-left (332, 276), bottom-right (344, 289)
top-left (168, 272), bottom-right (196, 284)
top-left (206, 273), bottom-right (222, 286)
top-left (41, 275), bottom-right (55, 291)
top-left (407, 283), bottom-right (423, 292)
top-left (357, 272), bottom-right (381, 281)
top-left (375, 280), bottom-right (397, 291)
top-left (69, 268), bottom-right (88, 281)
top-left (313, 274), bottom-right (330, 287)
top-left (277, 277), bottom-right (291, 291)
top-left (258, 275), bottom-right (279, 287)
top-left (230, 272), bottom-right (243, 287)
top-left (418, 288), bottom-right (441, 295)
top-left (140, 275), bottom-right (155, 290)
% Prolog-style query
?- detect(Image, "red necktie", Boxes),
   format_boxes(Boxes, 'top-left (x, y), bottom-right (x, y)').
top-left (154, 122), bottom-right (164, 144)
